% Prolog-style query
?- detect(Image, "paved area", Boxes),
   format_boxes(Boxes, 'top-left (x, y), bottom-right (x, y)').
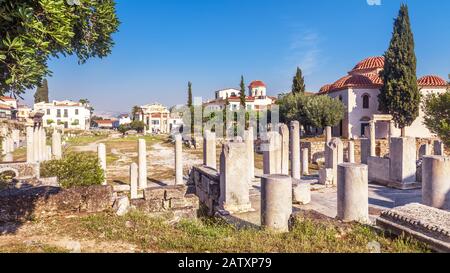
top-left (225, 177), bottom-right (422, 227)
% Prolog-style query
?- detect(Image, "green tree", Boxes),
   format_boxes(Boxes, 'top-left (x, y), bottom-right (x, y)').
top-left (278, 92), bottom-right (309, 126)
top-left (423, 91), bottom-right (450, 147)
top-left (130, 120), bottom-right (146, 133)
top-left (378, 4), bottom-right (420, 136)
top-left (131, 105), bottom-right (141, 121)
top-left (0, 0), bottom-right (120, 97)
top-left (305, 95), bottom-right (345, 129)
top-left (34, 79), bottom-right (49, 103)
top-left (292, 67), bottom-right (306, 94)
top-left (239, 75), bottom-right (246, 107)
top-left (118, 124), bottom-right (130, 136)
top-left (187, 81), bottom-right (193, 107)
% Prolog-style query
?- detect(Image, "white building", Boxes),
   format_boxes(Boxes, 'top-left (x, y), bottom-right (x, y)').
top-left (319, 56), bottom-right (448, 139)
top-left (205, 80), bottom-right (277, 111)
top-left (0, 96), bottom-right (18, 120)
top-left (138, 103), bottom-right (171, 134)
top-left (34, 100), bottom-right (92, 130)
top-left (118, 114), bottom-right (132, 126)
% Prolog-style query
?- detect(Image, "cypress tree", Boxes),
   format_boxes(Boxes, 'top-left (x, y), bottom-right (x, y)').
top-left (34, 79), bottom-right (49, 103)
top-left (239, 75), bottom-right (246, 108)
top-left (187, 81), bottom-right (193, 107)
top-left (292, 67), bottom-right (306, 94)
top-left (378, 4), bottom-right (420, 136)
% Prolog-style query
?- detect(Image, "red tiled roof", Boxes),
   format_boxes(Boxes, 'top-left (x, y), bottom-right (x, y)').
top-left (249, 80), bottom-right (266, 88)
top-left (0, 104), bottom-right (12, 110)
top-left (351, 56), bottom-right (385, 72)
top-left (418, 75), bottom-right (448, 87)
top-left (319, 84), bottom-right (332, 94)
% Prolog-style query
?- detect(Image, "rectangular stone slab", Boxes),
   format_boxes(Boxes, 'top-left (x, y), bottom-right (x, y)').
top-left (376, 203), bottom-right (450, 252)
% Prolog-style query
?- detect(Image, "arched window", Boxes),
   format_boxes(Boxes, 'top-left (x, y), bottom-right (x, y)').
top-left (362, 94), bottom-right (370, 109)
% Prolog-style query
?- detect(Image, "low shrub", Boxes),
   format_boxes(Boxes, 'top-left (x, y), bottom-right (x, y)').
top-left (40, 152), bottom-right (105, 189)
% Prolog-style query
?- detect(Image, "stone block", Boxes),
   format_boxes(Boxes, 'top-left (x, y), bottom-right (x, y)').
top-left (319, 168), bottom-right (333, 186)
top-left (292, 180), bottom-right (311, 205)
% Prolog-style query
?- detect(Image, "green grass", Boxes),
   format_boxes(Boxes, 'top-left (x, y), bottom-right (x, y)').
top-left (66, 135), bottom-right (108, 145)
top-left (106, 135), bottom-right (168, 144)
top-left (0, 243), bottom-right (68, 253)
top-left (57, 211), bottom-right (429, 253)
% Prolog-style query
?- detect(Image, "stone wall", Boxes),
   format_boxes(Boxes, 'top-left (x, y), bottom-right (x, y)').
top-left (0, 162), bottom-right (40, 179)
top-left (0, 185), bottom-right (113, 222)
top-left (131, 185), bottom-right (199, 221)
top-left (188, 165), bottom-right (220, 216)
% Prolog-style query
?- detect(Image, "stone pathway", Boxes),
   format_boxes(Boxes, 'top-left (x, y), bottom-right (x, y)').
top-left (225, 179), bottom-right (422, 227)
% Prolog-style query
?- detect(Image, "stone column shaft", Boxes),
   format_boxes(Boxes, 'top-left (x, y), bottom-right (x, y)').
top-left (422, 156), bottom-right (450, 210)
top-left (302, 148), bottom-right (309, 176)
top-left (290, 121), bottom-right (301, 180)
top-left (279, 124), bottom-right (290, 175)
top-left (244, 128), bottom-right (255, 180)
top-left (175, 134), bottom-right (183, 185)
top-left (337, 163), bottom-right (369, 223)
top-left (261, 174), bottom-right (293, 233)
top-left (98, 143), bottom-right (107, 185)
top-left (130, 163), bottom-right (138, 199)
top-left (203, 131), bottom-right (217, 169)
top-left (138, 139), bottom-right (148, 189)
top-left (348, 141), bottom-right (355, 163)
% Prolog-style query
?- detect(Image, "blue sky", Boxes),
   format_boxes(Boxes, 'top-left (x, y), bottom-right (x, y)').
top-left (21, 0), bottom-right (450, 114)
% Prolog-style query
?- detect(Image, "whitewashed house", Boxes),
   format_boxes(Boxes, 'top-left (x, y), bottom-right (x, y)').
top-left (319, 56), bottom-right (448, 139)
top-left (33, 100), bottom-right (92, 130)
top-left (204, 80), bottom-right (277, 111)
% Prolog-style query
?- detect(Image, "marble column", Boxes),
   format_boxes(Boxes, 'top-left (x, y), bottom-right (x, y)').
top-left (369, 120), bottom-right (376, 157)
top-left (261, 174), bottom-right (293, 233)
top-left (175, 134), bottom-right (183, 185)
top-left (98, 143), bottom-right (107, 185)
top-left (26, 126), bottom-right (34, 163)
top-left (337, 163), bottom-right (369, 223)
top-left (138, 139), bottom-right (148, 189)
top-left (279, 124), bottom-right (290, 175)
top-left (348, 141), bottom-right (355, 163)
top-left (52, 130), bottom-right (62, 160)
top-left (203, 130), bottom-right (217, 169)
top-left (130, 163), bottom-right (138, 200)
top-left (301, 148), bottom-right (309, 176)
top-left (244, 128), bottom-right (255, 180)
top-left (263, 131), bottom-right (282, 175)
top-left (290, 121), bottom-right (301, 180)
top-left (422, 156), bottom-right (450, 210)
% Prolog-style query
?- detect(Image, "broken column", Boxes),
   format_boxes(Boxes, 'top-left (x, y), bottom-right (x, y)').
top-left (369, 120), bottom-right (376, 157)
top-left (290, 121), bottom-right (301, 180)
top-left (422, 156), bottom-right (450, 210)
top-left (279, 124), bottom-right (290, 175)
top-left (46, 145), bottom-right (52, 161)
top-left (98, 143), bottom-right (107, 185)
top-left (337, 163), bottom-right (369, 223)
top-left (348, 141), bottom-right (355, 163)
top-left (261, 174), bottom-right (293, 233)
top-left (175, 134), bottom-right (183, 185)
top-left (292, 179), bottom-right (311, 205)
top-left (26, 126), bottom-right (34, 163)
top-left (219, 142), bottom-right (252, 213)
top-left (40, 127), bottom-right (46, 161)
top-left (326, 138), bottom-right (344, 186)
top-left (301, 148), bottom-right (309, 176)
top-left (389, 137), bottom-right (417, 187)
top-left (263, 131), bottom-right (282, 175)
top-left (360, 138), bottom-right (370, 164)
top-left (52, 130), bottom-right (62, 160)
top-left (244, 128), bottom-right (255, 180)
top-left (203, 130), bottom-right (217, 169)
top-left (434, 140), bottom-right (445, 156)
top-left (33, 126), bottom-right (40, 162)
top-left (138, 139), bottom-right (148, 189)
top-left (12, 129), bottom-right (20, 149)
top-left (130, 163), bottom-right (138, 199)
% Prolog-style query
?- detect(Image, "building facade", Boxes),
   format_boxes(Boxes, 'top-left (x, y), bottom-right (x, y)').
top-left (319, 56), bottom-right (448, 139)
top-left (205, 80), bottom-right (277, 111)
top-left (138, 103), bottom-right (171, 134)
top-left (33, 100), bottom-right (92, 130)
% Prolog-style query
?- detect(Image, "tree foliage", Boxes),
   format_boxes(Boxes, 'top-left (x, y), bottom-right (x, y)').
top-left (187, 81), bottom-right (193, 107)
top-left (292, 67), bottom-right (306, 94)
top-left (239, 75), bottom-right (246, 107)
top-left (0, 0), bottom-right (120, 97)
top-left (34, 79), bottom-right (49, 103)
top-left (278, 93), bottom-right (345, 129)
top-left (40, 152), bottom-right (105, 189)
top-left (423, 91), bottom-right (450, 147)
top-left (378, 4), bottom-right (420, 132)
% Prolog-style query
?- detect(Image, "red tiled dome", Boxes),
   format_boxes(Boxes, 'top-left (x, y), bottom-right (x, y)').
top-left (352, 56), bottom-right (385, 72)
top-left (328, 74), bottom-right (382, 92)
top-left (418, 75), bottom-right (447, 87)
top-left (249, 80), bottom-right (266, 88)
